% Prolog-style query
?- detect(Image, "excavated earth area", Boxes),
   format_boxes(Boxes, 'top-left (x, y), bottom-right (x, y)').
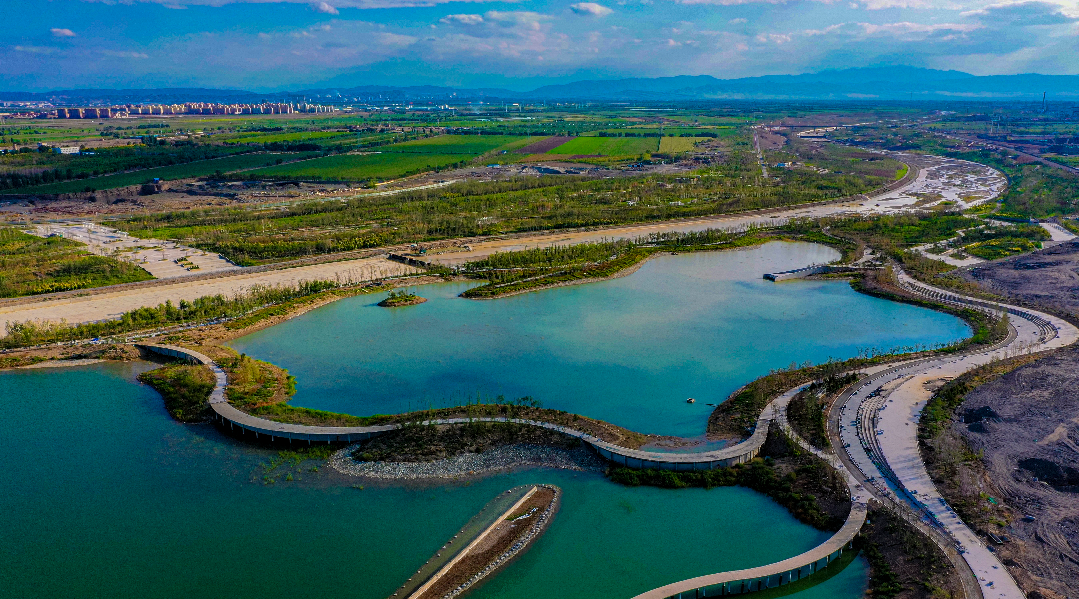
top-left (944, 241), bottom-right (1079, 599)
top-left (962, 241), bottom-right (1079, 320)
top-left (958, 346), bottom-right (1079, 599)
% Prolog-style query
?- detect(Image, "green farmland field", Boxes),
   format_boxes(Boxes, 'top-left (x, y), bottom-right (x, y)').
top-left (381, 134), bottom-right (526, 155)
top-left (245, 152), bottom-right (474, 181)
top-left (224, 131), bottom-right (356, 145)
top-left (546, 136), bottom-right (659, 156)
top-left (2, 152), bottom-right (314, 195)
top-left (659, 137), bottom-right (708, 154)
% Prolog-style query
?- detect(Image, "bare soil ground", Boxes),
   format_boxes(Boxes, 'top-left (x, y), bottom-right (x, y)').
top-left (962, 241), bottom-right (1079, 321)
top-left (927, 241), bottom-right (1079, 598)
top-left (514, 136), bottom-right (574, 154)
top-left (757, 130), bottom-right (788, 151)
top-left (954, 347), bottom-right (1079, 599)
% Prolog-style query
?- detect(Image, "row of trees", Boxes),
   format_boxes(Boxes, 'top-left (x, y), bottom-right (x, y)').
top-left (115, 145), bottom-right (887, 264)
top-left (1, 279), bottom-right (339, 348)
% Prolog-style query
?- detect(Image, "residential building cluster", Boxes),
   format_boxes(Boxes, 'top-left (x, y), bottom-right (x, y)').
top-left (53, 102), bottom-right (337, 119)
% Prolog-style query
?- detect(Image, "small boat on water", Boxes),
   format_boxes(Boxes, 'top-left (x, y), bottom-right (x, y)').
top-left (686, 398), bottom-right (695, 404)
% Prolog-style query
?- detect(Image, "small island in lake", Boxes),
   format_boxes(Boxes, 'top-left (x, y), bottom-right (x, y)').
top-left (378, 291), bottom-right (428, 307)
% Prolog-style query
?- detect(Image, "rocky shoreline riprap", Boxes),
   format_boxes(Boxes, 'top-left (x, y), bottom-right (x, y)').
top-left (329, 443), bottom-right (606, 480)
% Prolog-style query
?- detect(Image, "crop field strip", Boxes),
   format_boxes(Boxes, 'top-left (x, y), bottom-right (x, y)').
top-left (243, 135), bottom-right (531, 181)
top-left (659, 137), bottom-right (708, 154)
top-left (545, 136), bottom-right (659, 156)
top-left (1, 152), bottom-right (320, 195)
top-left (244, 152), bottom-right (476, 182)
top-left (514, 136), bottom-right (573, 154)
top-left (378, 134), bottom-right (527, 155)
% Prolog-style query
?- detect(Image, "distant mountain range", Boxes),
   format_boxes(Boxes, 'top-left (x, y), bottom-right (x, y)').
top-left (3, 68), bottom-right (1078, 104)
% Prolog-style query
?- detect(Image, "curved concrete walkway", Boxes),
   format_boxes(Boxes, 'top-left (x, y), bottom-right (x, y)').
top-left (139, 343), bottom-right (772, 466)
top-left (629, 387), bottom-right (871, 599)
top-left (137, 264), bottom-right (1075, 599)
top-left (135, 265), bottom-right (1077, 599)
top-left (832, 271), bottom-right (1079, 599)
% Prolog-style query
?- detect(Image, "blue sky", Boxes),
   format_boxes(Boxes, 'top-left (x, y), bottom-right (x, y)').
top-left (2, 0), bottom-right (1077, 91)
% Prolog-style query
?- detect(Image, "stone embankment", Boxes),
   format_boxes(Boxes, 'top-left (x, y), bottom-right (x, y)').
top-left (329, 443), bottom-right (605, 480)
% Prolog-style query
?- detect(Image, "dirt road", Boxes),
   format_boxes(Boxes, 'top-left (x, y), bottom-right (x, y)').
top-left (0, 256), bottom-right (415, 333)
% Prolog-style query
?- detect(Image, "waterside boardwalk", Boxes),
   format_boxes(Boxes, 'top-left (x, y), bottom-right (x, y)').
top-left (135, 278), bottom-right (1076, 599)
top-left (138, 342), bottom-right (771, 466)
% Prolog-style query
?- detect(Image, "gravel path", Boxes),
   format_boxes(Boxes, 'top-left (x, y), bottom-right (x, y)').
top-left (329, 443), bottom-right (606, 480)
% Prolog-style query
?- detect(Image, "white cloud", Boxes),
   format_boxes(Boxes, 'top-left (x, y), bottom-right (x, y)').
top-left (313, 1), bottom-right (339, 13)
top-left (860, 21), bottom-right (979, 35)
top-left (570, 2), bottom-right (614, 16)
top-left (484, 10), bottom-right (549, 23)
top-left (963, 1), bottom-right (1078, 24)
top-left (481, 10), bottom-right (550, 30)
top-left (440, 13), bottom-right (485, 24)
top-left (15, 45), bottom-right (57, 54)
top-left (856, 0), bottom-right (936, 8)
top-left (101, 50), bottom-right (150, 58)
top-left (378, 31), bottom-right (418, 47)
top-left (50, 28), bottom-right (77, 37)
top-left (729, 17), bottom-right (747, 23)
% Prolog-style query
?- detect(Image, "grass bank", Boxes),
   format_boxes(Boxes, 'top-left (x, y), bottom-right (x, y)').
top-left (137, 362), bottom-right (216, 422)
top-left (856, 507), bottom-right (960, 599)
top-left (0, 278), bottom-right (380, 349)
top-left (608, 429), bottom-right (850, 531)
top-left (460, 225), bottom-right (854, 300)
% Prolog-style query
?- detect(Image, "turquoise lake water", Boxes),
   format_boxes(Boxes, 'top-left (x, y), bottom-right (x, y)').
top-left (231, 242), bottom-right (971, 437)
top-left (0, 242), bottom-right (973, 598)
top-left (0, 363), bottom-right (868, 599)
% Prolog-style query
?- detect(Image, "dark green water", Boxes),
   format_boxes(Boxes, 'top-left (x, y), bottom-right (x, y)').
top-left (0, 363), bottom-right (867, 599)
top-left (232, 242), bottom-right (970, 436)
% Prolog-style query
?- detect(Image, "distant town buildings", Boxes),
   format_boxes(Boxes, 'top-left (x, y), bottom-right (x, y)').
top-left (52, 102), bottom-right (336, 119)
top-left (53, 146), bottom-right (80, 154)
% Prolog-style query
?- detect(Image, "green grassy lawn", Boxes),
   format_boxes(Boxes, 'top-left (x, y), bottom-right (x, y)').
top-left (380, 134), bottom-right (525, 155)
top-left (0, 227), bottom-right (153, 297)
top-left (2, 152), bottom-right (314, 194)
top-left (546, 136), bottom-right (659, 156)
top-left (245, 152), bottom-right (474, 181)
